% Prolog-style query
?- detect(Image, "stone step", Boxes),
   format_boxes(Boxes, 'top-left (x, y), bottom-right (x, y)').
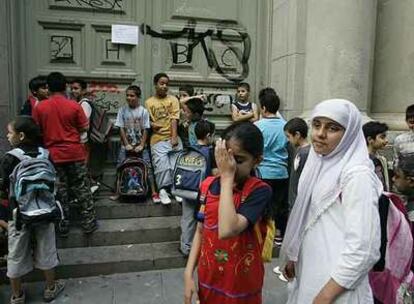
top-left (58, 216), bottom-right (181, 249)
top-left (3, 242), bottom-right (187, 283)
top-left (70, 198), bottom-right (182, 220)
top-left (0, 243), bottom-right (280, 283)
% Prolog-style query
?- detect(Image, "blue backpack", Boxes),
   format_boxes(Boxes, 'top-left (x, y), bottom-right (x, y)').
top-left (8, 148), bottom-right (63, 227)
top-left (171, 146), bottom-right (212, 201)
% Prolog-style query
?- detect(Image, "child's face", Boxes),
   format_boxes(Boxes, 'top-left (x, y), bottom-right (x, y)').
top-left (285, 131), bottom-right (301, 147)
top-left (182, 104), bottom-right (193, 121)
top-left (369, 132), bottom-right (388, 151)
top-left (6, 124), bottom-right (23, 147)
top-left (70, 82), bottom-right (85, 101)
top-left (227, 138), bottom-right (261, 184)
top-left (126, 90), bottom-right (139, 108)
top-left (155, 77), bottom-right (169, 98)
top-left (311, 117), bottom-right (345, 156)
top-left (407, 118), bottom-right (414, 131)
top-left (236, 87), bottom-right (249, 102)
top-left (179, 90), bottom-right (190, 101)
top-left (393, 168), bottom-right (414, 195)
top-left (34, 86), bottom-right (49, 101)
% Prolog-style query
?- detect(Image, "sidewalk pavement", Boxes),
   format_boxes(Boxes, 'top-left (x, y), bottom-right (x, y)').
top-left (0, 259), bottom-right (289, 304)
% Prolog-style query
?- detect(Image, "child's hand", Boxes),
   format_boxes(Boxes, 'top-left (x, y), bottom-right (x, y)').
top-left (151, 122), bottom-right (162, 131)
top-left (283, 260), bottom-right (296, 281)
top-left (215, 139), bottom-right (236, 179)
top-left (184, 274), bottom-right (199, 304)
top-left (125, 144), bottom-right (133, 151)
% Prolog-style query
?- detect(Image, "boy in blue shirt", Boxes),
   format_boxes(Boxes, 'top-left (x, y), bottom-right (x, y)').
top-left (254, 88), bottom-right (289, 246)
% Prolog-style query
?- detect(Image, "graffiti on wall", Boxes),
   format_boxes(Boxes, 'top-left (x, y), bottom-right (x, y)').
top-left (53, 0), bottom-right (123, 11)
top-left (50, 35), bottom-right (74, 63)
top-left (88, 81), bottom-right (123, 112)
top-left (141, 19), bottom-right (251, 83)
top-left (105, 39), bottom-right (121, 60)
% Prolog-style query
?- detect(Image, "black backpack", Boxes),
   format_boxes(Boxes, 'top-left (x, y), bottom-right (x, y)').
top-left (81, 98), bottom-right (113, 144)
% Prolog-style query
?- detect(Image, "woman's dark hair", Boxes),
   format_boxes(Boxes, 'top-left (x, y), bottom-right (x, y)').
top-left (179, 85), bottom-right (194, 97)
top-left (153, 72), bottom-right (169, 85)
top-left (10, 116), bottom-right (42, 145)
top-left (126, 85), bottom-right (142, 98)
top-left (195, 120), bottom-right (215, 140)
top-left (47, 72), bottom-right (67, 93)
top-left (284, 117), bottom-right (308, 138)
top-left (222, 121), bottom-right (263, 158)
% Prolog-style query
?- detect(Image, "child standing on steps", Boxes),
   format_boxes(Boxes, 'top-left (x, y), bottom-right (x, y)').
top-left (184, 122), bottom-right (272, 304)
top-left (0, 116), bottom-right (64, 304)
top-left (145, 73), bottom-right (182, 205)
top-left (179, 119), bottom-right (216, 257)
top-left (111, 85), bottom-right (160, 203)
top-left (231, 82), bottom-right (259, 122)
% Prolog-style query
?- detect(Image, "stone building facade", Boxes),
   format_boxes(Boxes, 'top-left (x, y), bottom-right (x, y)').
top-left (0, 0), bottom-right (412, 154)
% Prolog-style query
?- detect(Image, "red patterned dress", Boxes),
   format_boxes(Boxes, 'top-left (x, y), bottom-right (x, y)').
top-left (196, 176), bottom-right (271, 304)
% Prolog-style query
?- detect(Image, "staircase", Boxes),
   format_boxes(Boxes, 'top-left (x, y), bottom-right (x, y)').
top-left (0, 175), bottom-right (279, 283)
top-left (0, 189), bottom-right (186, 283)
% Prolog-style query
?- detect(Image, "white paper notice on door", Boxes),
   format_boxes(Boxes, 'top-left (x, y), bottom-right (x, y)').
top-left (111, 24), bottom-right (139, 45)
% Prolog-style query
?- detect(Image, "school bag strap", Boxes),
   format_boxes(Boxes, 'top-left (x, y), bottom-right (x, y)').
top-left (7, 147), bottom-right (49, 161)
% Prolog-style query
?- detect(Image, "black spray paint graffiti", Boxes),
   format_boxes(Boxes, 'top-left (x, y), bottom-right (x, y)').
top-left (54, 0), bottom-right (122, 11)
top-left (193, 89), bottom-right (234, 110)
top-left (50, 35), bottom-right (74, 63)
top-left (94, 94), bottom-right (120, 111)
top-left (105, 39), bottom-right (120, 60)
top-left (141, 20), bottom-right (251, 83)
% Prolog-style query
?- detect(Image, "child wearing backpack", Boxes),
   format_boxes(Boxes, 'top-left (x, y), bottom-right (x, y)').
top-left (184, 122), bottom-right (272, 304)
top-left (178, 119), bottom-right (216, 257)
top-left (0, 116), bottom-right (64, 304)
top-left (368, 152), bottom-right (414, 303)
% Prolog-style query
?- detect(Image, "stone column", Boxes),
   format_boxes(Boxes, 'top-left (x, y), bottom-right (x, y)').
top-left (371, 0), bottom-right (414, 130)
top-left (302, 0), bottom-right (377, 117)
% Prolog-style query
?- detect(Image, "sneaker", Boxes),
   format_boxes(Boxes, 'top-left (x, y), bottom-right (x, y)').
top-left (10, 291), bottom-right (25, 304)
top-left (152, 193), bottom-right (161, 204)
top-left (278, 273), bottom-right (288, 282)
top-left (273, 266), bottom-right (282, 275)
top-left (159, 189), bottom-right (171, 205)
top-left (43, 280), bottom-right (65, 303)
top-left (175, 196), bottom-right (183, 203)
top-left (274, 236), bottom-right (283, 247)
top-left (90, 185), bottom-right (99, 194)
top-left (109, 194), bottom-right (120, 201)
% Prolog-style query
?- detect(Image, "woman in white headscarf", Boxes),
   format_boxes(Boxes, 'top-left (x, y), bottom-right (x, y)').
top-left (281, 99), bottom-right (382, 304)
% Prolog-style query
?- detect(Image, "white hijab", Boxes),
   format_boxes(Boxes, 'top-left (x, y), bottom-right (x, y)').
top-left (281, 99), bottom-right (382, 262)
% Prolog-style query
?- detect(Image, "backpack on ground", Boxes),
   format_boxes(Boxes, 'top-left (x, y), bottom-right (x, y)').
top-left (171, 146), bottom-right (211, 201)
top-left (116, 155), bottom-right (149, 200)
top-left (81, 98), bottom-right (113, 144)
top-left (8, 148), bottom-right (63, 228)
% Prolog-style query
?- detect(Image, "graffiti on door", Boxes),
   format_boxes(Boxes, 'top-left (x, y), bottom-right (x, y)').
top-left (141, 19), bottom-right (251, 83)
